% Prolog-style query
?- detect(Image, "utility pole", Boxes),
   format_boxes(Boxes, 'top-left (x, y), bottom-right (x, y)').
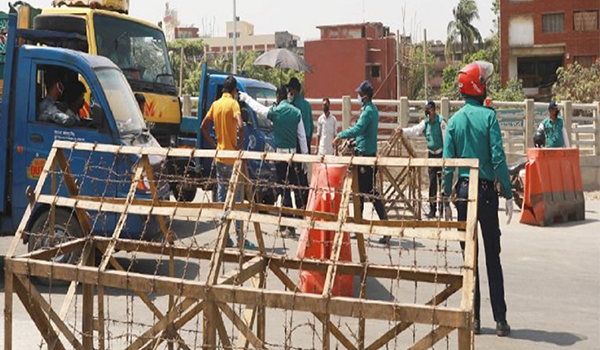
top-left (423, 29), bottom-right (428, 101)
top-left (396, 30), bottom-right (401, 101)
top-left (232, 0), bottom-right (237, 74)
top-left (179, 45), bottom-right (184, 96)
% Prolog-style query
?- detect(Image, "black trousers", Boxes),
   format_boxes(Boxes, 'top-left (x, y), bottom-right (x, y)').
top-left (456, 178), bottom-right (507, 323)
top-left (428, 152), bottom-right (443, 214)
top-left (275, 161), bottom-right (303, 210)
top-left (357, 165), bottom-right (388, 220)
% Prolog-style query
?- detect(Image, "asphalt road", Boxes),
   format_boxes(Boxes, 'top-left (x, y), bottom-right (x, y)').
top-left (0, 198), bottom-right (598, 349)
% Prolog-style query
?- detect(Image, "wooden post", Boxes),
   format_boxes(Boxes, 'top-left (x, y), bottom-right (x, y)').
top-left (525, 99), bottom-right (535, 150)
top-left (182, 94), bottom-right (192, 116)
top-left (82, 247), bottom-right (95, 349)
top-left (400, 97), bottom-right (409, 127)
top-left (441, 97), bottom-right (450, 122)
top-left (4, 262), bottom-right (13, 350)
top-left (595, 101), bottom-right (600, 156)
top-left (342, 95), bottom-right (352, 130)
top-left (563, 101), bottom-right (573, 148)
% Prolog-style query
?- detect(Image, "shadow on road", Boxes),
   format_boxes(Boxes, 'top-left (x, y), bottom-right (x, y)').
top-left (479, 327), bottom-right (586, 346)
top-left (509, 329), bottom-right (587, 346)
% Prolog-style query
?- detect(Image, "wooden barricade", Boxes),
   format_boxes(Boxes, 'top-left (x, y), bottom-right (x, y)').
top-left (4, 141), bottom-right (479, 350)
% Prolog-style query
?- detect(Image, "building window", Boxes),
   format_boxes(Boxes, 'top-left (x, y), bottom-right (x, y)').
top-left (517, 56), bottom-right (563, 88)
top-left (574, 11), bottom-right (599, 31)
top-left (575, 56), bottom-right (596, 67)
top-left (542, 13), bottom-right (564, 33)
top-left (370, 65), bottom-right (381, 79)
top-left (228, 32), bottom-right (241, 39)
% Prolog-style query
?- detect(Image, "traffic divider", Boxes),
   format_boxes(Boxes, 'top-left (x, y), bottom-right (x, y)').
top-left (520, 148), bottom-right (585, 226)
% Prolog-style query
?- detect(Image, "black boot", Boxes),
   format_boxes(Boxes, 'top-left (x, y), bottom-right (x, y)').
top-left (496, 321), bottom-right (511, 337)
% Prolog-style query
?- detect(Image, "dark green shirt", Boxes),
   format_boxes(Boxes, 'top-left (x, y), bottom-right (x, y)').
top-left (424, 114), bottom-right (445, 151)
top-left (541, 117), bottom-right (567, 148)
top-left (267, 101), bottom-right (302, 149)
top-left (443, 99), bottom-right (512, 199)
top-left (292, 94), bottom-right (314, 147)
top-left (338, 101), bottom-right (379, 155)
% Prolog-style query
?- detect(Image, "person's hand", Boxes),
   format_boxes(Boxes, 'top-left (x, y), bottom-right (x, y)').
top-left (238, 92), bottom-right (250, 103)
top-left (332, 136), bottom-right (339, 148)
top-left (505, 198), bottom-right (514, 225)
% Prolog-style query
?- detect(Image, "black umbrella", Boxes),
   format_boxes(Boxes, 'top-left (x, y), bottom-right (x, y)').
top-left (253, 48), bottom-right (313, 73)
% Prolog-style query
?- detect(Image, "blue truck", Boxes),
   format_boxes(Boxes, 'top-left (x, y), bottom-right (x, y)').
top-left (176, 63), bottom-right (278, 204)
top-left (0, 12), bottom-right (167, 262)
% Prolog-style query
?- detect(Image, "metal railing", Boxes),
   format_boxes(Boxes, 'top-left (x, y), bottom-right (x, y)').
top-left (182, 95), bottom-right (600, 157)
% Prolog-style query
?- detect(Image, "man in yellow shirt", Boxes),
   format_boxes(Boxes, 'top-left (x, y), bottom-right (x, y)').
top-left (201, 75), bottom-right (255, 249)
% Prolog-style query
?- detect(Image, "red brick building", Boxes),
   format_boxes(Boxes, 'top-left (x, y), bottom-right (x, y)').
top-left (500, 0), bottom-right (600, 99)
top-left (304, 23), bottom-right (397, 99)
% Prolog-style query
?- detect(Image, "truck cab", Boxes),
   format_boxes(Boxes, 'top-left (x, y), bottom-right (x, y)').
top-left (0, 14), bottom-right (168, 259)
top-left (9, 1), bottom-right (180, 147)
top-left (179, 63), bottom-right (277, 204)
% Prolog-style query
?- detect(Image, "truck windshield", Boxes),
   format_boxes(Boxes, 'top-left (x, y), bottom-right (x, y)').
top-left (94, 14), bottom-right (175, 91)
top-left (96, 68), bottom-right (146, 136)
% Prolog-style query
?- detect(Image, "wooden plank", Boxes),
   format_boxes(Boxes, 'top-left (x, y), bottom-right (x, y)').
top-left (9, 259), bottom-right (469, 328)
top-left (37, 195), bottom-right (468, 231)
top-left (407, 326), bottom-right (454, 350)
top-left (322, 174), bottom-right (353, 296)
top-left (54, 149), bottom-right (92, 234)
top-left (57, 242), bottom-right (92, 321)
top-left (14, 274), bottom-right (83, 350)
top-left (97, 285), bottom-right (105, 350)
top-left (18, 238), bottom-right (87, 261)
top-left (13, 275), bottom-right (67, 350)
top-left (352, 167), bottom-right (367, 350)
top-left (93, 237), bottom-right (463, 284)
top-left (461, 168), bottom-right (479, 312)
top-left (458, 328), bottom-right (473, 350)
top-left (218, 302), bottom-right (267, 349)
top-left (98, 158), bottom-right (145, 271)
top-left (82, 248), bottom-right (94, 349)
top-left (366, 279), bottom-right (462, 350)
top-left (218, 256), bottom-right (265, 285)
top-left (51, 141), bottom-right (479, 168)
top-left (6, 148), bottom-right (56, 258)
top-left (269, 263), bottom-right (358, 350)
top-left (4, 262), bottom-right (13, 350)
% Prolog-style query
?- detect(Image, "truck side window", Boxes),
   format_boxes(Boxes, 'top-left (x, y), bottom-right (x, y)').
top-left (36, 65), bottom-right (97, 129)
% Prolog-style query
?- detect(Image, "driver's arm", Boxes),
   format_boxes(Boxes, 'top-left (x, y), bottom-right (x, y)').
top-left (239, 92), bottom-right (269, 117)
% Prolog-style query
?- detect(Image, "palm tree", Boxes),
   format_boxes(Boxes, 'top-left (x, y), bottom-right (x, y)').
top-left (446, 0), bottom-right (483, 60)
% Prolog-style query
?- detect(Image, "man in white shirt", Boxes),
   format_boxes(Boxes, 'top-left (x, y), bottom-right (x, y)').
top-left (316, 98), bottom-right (337, 155)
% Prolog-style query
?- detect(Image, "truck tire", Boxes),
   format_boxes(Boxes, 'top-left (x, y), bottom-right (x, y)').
top-left (28, 208), bottom-right (84, 286)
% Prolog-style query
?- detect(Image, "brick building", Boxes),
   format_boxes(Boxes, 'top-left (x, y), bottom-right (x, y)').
top-left (500, 0), bottom-right (600, 99)
top-left (175, 27), bottom-right (199, 39)
top-left (304, 23), bottom-right (397, 99)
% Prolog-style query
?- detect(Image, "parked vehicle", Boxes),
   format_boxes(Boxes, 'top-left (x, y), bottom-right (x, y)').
top-left (176, 63), bottom-right (278, 204)
top-left (0, 13), bottom-right (168, 262)
top-left (2, 1), bottom-right (180, 147)
top-left (498, 158), bottom-right (527, 209)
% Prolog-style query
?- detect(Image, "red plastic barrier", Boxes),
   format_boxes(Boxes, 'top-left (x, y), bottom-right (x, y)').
top-left (296, 164), bottom-right (354, 297)
top-left (520, 148), bottom-right (585, 226)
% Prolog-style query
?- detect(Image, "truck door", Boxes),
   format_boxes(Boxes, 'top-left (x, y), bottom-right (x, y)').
top-left (12, 61), bottom-right (116, 230)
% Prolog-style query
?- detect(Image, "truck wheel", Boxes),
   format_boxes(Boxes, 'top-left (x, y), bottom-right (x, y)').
top-left (28, 208), bottom-right (84, 286)
top-left (171, 183), bottom-right (197, 202)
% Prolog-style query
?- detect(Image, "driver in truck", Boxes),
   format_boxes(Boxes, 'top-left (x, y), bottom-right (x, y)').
top-left (39, 70), bottom-right (80, 127)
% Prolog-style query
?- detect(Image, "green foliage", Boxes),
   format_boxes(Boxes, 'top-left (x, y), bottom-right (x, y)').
top-left (552, 61), bottom-right (600, 103)
top-left (440, 64), bottom-right (462, 100)
top-left (446, 0), bottom-right (483, 60)
top-left (406, 43), bottom-right (436, 99)
top-left (167, 39), bottom-right (205, 95)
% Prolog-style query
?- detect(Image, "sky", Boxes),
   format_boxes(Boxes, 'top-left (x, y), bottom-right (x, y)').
top-left (22, 0), bottom-right (496, 43)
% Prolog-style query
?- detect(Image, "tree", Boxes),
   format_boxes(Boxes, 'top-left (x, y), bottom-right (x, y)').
top-left (553, 61), bottom-right (600, 103)
top-left (446, 0), bottom-right (483, 60)
top-left (167, 39), bottom-right (205, 95)
top-left (406, 42), bottom-right (435, 99)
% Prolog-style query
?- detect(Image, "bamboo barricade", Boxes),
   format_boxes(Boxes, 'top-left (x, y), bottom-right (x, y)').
top-left (5, 140), bottom-right (479, 350)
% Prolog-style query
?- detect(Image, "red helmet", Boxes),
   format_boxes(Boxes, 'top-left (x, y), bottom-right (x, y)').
top-left (458, 61), bottom-right (494, 97)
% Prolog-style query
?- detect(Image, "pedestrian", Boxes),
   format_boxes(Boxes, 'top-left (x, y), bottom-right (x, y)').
top-left (538, 101), bottom-right (570, 148)
top-left (240, 86), bottom-right (308, 238)
top-left (442, 61), bottom-right (512, 337)
top-left (332, 81), bottom-right (390, 245)
top-left (402, 101), bottom-right (447, 218)
top-left (287, 77), bottom-right (312, 208)
top-left (316, 98), bottom-right (337, 156)
top-left (200, 75), bottom-right (255, 249)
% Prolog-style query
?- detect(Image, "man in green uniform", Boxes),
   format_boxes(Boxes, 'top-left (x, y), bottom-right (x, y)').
top-left (443, 61), bottom-right (512, 337)
top-left (333, 81), bottom-right (390, 245)
top-left (537, 102), bottom-right (570, 148)
top-left (402, 101), bottom-right (447, 218)
top-left (288, 77), bottom-right (313, 208)
top-left (240, 86), bottom-right (308, 237)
